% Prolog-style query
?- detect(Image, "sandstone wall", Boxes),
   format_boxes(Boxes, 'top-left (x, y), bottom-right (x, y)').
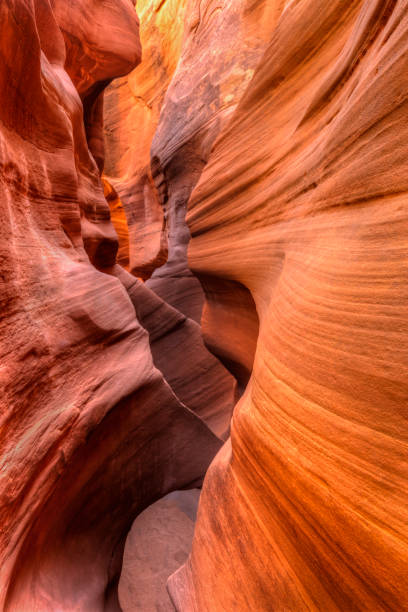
top-left (0, 2), bottom-right (224, 609)
top-left (2, 1), bottom-right (408, 610)
top-left (104, 0), bottom-right (188, 278)
top-left (168, 1), bottom-right (408, 609)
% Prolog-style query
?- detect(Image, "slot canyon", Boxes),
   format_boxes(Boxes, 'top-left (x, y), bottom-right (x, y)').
top-left (1, 0), bottom-right (408, 610)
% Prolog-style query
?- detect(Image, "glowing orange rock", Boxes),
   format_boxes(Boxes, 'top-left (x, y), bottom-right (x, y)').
top-left (147, 0), bottom-right (283, 377)
top-left (102, 176), bottom-right (130, 269)
top-left (169, 1), bottom-right (408, 609)
top-left (104, 0), bottom-right (188, 278)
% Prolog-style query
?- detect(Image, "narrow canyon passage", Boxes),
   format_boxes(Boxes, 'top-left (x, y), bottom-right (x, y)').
top-left (1, 1), bottom-right (408, 611)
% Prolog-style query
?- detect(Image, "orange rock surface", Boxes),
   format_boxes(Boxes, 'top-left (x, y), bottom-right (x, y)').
top-left (168, 1), bottom-right (408, 610)
top-left (104, 0), bottom-right (187, 278)
top-left (104, 0), bottom-right (278, 281)
top-left (146, 0), bottom-right (284, 377)
top-left (102, 176), bottom-right (130, 269)
top-left (2, 0), bottom-right (408, 610)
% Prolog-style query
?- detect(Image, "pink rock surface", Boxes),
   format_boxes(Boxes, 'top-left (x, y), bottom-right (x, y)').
top-left (119, 490), bottom-right (200, 612)
top-left (0, 2), bottom-right (220, 609)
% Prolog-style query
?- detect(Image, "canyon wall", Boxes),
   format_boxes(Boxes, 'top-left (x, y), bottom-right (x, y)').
top-left (104, 0), bottom-right (188, 278)
top-left (0, 1), bottom-right (230, 609)
top-left (147, 0), bottom-right (285, 375)
top-left (1, 0), bottom-right (408, 610)
top-left (167, 0), bottom-right (408, 610)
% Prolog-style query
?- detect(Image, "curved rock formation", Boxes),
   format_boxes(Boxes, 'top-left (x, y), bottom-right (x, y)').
top-left (199, 276), bottom-right (260, 392)
top-left (104, 0), bottom-right (188, 278)
top-left (147, 0), bottom-right (279, 369)
top-left (115, 266), bottom-right (237, 439)
top-left (0, 1), bottom-right (221, 609)
top-left (3, 0), bottom-right (408, 610)
top-left (102, 177), bottom-right (130, 269)
top-left (168, 0), bottom-right (408, 609)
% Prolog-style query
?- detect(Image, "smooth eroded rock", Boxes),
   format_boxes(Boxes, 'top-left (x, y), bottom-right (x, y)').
top-left (170, 1), bottom-right (408, 609)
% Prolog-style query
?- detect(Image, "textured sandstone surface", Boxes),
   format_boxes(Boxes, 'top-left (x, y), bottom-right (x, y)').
top-left (103, 0), bottom-right (280, 358)
top-left (104, 0), bottom-right (188, 278)
top-left (0, 1), bottom-right (222, 610)
top-left (2, 0), bottom-right (408, 611)
top-left (167, 1), bottom-right (408, 610)
top-left (116, 266), bottom-right (236, 439)
top-left (147, 0), bottom-right (282, 373)
top-left (102, 177), bottom-right (130, 269)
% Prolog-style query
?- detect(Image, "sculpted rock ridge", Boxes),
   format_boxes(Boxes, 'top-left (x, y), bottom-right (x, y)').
top-left (0, 1), bottom-right (231, 609)
top-left (1, 0), bottom-right (408, 611)
top-left (171, 1), bottom-right (408, 610)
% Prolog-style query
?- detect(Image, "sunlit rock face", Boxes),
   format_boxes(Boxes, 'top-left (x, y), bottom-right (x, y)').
top-left (104, 0), bottom-right (188, 279)
top-left (146, 0), bottom-right (284, 377)
top-left (3, 0), bottom-right (408, 610)
top-left (102, 176), bottom-right (130, 269)
top-left (167, 0), bottom-right (408, 610)
top-left (0, 1), bottom-right (221, 610)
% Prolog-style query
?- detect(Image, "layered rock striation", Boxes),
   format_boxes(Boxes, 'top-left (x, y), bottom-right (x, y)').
top-left (2, 0), bottom-right (408, 611)
top-left (168, 0), bottom-right (408, 610)
top-left (104, 0), bottom-right (188, 279)
top-left (0, 1), bottom-right (230, 609)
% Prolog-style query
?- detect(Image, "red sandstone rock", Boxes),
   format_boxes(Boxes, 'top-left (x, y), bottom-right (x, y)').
top-left (0, 2), bottom-right (221, 610)
top-left (103, 0), bottom-right (187, 278)
top-left (115, 266), bottom-right (237, 439)
top-left (4, 0), bottom-right (408, 610)
top-left (199, 276), bottom-right (259, 392)
top-left (104, 0), bottom-right (284, 332)
top-left (168, 1), bottom-right (408, 610)
top-left (147, 0), bottom-right (282, 373)
top-left (102, 176), bottom-right (130, 269)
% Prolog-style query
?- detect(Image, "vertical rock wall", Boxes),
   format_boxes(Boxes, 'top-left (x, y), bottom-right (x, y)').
top-left (0, 1), bottom-right (225, 609)
top-left (2, 0), bottom-right (408, 610)
top-left (168, 0), bottom-right (408, 609)
top-left (104, 0), bottom-right (188, 278)
top-left (147, 0), bottom-right (283, 368)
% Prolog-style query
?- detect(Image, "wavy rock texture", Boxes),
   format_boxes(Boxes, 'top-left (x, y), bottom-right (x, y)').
top-left (115, 266), bottom-right (236, 439)
top-left (198, 276), bottom-right (260, 392)
top-left (0, 1), bottom-right (221, 610)
top-left (147, 0), bottom-right (284, 372)
top-left (168, 0), bottom-right (408, 610)
top-left (103, 0), bottom-right (279, 349)
top-left (102, 177), bottom-right (130, 269)
top-left (4, 0), bottom-right (408, 610)
top-left (104, 0), bottom-right (188, 278)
